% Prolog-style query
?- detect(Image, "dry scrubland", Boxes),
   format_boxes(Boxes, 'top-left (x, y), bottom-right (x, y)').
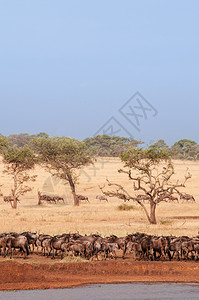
top-left (0, 158), bottom-right (198, 237)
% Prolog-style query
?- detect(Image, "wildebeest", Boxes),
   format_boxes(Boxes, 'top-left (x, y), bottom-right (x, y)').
top-left (1, 230), bottom-right (199, 263)
top-left (3, 196), bottom-right (20, 203)
top-left (168, 238), bottom-right (183, 260)
top-left (76, 194), bottom-right (89, 203)
top-left (193, 241), bottom-right (199, 260)
top-left (36, 234), bottom-right (52, 254)
top-left (6, 235), bottom-right (29, 259)
top-left (53, 196), bottom-right (65, 203)
top-left (139, 236), bottom-right (152, 260)
top-left (126, 241), bottom-right (143, 260)
top-left (41, 237), bottom-right (53, 256)
top-left (136, 194), bottom-right (151, 203)
top-left (65, 242), bottom-right (86, 257)
top-left (103, 242), bottom-right (119, 259)
top-left (150, 236), bottom-right (169, 260)
top-left (165, 195), bottom-right (179, 203)
top-left (50, 234), bottom-right (70, 259)
top-left (180, 193), bottom-right (195, 203)
top-left (38, 191), bottom-right (56, 204)
top-left (21, 232), bottom-right (38, 253)
top-left (0, 234), bottom-right (11, 257)
top-left (106, 235), bottom-right (127, 258)
top-left (96, 195), bottom-right (108, 202)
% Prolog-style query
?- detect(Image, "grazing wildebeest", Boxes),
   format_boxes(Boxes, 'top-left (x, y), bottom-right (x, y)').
top-left (165, 195), bottom-right (179, 203)
top-left (180, 193), bottom-right (195, 203)
top-left (3, 196), bottom-right (20, 203)
top-left (66, 242), bottom-right (86, 257)
top-left (38, 191), bottom-right (56, 204)
top-left (76, 194), bottom-right (89, 203)
top-left (96, 195), bottom-right (108, 202)
top-left (136, 194), bottom-right (151, 203)
top-left (53, 196), bottom-right (65, 203)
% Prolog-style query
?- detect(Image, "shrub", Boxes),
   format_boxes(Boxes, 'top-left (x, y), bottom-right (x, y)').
top-left (118, 203), bottom-right (135, 211)
top-left (160, 219), bottom-right (173, 225)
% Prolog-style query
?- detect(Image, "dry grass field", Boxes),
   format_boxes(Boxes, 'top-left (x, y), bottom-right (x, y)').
top-left (0, 157), bottom-right (198, 237)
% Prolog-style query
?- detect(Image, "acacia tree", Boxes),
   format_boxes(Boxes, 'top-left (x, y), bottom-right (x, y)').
top-left (100, 148), bottom-right (192, 224)
top-left (83, 135), bottom-right (143, 157)
top-left (31, 137), bottom-right (93, 206)
top-left (2, 146), bottom-right (37, 209)
top-left (0, 136), bottom-right (7, 149)
top-left (0, 136), bottom-right (8, 195)
top-left (149, 139), bottom-right (170, 151)
top-left (170, 139), bottom-right (199, 160)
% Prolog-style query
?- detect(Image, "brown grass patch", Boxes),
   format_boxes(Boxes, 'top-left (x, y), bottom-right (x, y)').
top-left (117, 203), bottom-right (135, 211)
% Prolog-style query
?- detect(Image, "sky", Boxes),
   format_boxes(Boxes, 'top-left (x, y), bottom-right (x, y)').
top-left (0, 0), bottom-right (199, 145)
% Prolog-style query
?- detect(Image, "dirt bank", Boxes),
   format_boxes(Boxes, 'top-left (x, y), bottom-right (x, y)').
top-left (0, 258), bottom-right (199, 290)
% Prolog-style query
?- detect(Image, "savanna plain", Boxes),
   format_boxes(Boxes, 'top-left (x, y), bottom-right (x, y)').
top-left (0, 158), bottom-right (199, 290)
top-left (0, 157), bottom-right (198, 236)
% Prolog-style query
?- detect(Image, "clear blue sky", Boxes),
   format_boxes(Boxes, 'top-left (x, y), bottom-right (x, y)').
top-left (0, 0), bottom-right (198, 145)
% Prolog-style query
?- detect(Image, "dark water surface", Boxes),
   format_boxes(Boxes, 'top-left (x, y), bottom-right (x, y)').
top-left (0, 283), bottom-right (199, 300)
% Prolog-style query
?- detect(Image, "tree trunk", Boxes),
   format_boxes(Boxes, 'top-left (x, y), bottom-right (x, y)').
top-left (72, 190), bottom-right (79, 206)
top-left (136, 200), bottom-right (156, 225)
top-left (38, 192), bottom-right (42, 205)
top-left (149, 202), bottom-right (157, 224)
top-left (11, 189), bottom-right (17, 209)
top-left (12, 174), bottom-right (18, 209)
top-left (67, 173), bottom-right (79, 206)
top-left (12, 196), bottom-right (17, 209)
top-left (10, 200), bottom-right (14, 209)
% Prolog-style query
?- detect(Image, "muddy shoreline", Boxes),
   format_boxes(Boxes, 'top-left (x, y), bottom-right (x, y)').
top-left (0, 259), bottom-right (199, 290)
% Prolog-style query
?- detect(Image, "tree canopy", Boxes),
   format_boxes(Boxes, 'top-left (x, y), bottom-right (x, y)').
top-left (149, 139), bottom-right (170, 151)
top-left (0, 136), bottom-right (8, 152)
top-left (83, 135), bottom-right (143, 157)
top-left (31, 136), bottom-right (93, 206)
top-left (2, 145), bottom-right (37, 208)
top-left (171, 139), bottom-right (199, 160)
top-left (7, 132), bottom-right (49, 147)
top-left (1, 133), bottom-right (199, 160)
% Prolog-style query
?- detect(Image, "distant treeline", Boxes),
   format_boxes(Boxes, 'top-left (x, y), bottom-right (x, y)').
top-left (2, 133), bottom-right (199, 160)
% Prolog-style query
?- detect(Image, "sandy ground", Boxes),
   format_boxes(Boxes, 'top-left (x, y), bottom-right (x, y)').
top-left (0, 258), bottom-right (199, 290)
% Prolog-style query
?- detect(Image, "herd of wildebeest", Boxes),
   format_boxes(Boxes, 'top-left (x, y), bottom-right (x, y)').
top-left (3, 192), bottom-right (108, 205)
top-left (1, 231), bottom-right (199, 262)
top-left (37, 192), bottom-right (108, 204)
top-left (2, 191), bottom-right (196, 206)
top-left (1, 189), bottom-right (198, 262)
top-left (36, 192), bottom-right (196, 204)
